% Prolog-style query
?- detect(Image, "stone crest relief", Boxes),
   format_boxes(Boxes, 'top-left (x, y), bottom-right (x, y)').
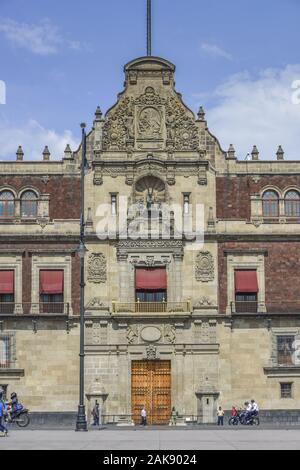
top-left (138, 107), bottom-right (162, 139)
top-left (195, 252), bottom-right (214, 282)
top-left (87, 253), bottom-right (107, 284)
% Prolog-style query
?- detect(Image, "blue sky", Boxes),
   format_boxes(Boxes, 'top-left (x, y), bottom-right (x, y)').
top-left (1, 0), bottom-right (300, 160)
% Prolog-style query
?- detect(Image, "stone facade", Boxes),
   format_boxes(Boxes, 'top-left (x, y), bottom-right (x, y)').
top-left (1, 56), bottom-right (300, 424)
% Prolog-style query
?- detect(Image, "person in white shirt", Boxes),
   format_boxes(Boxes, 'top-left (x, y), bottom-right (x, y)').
top-left (251, 400), bottom-right (259, 415)
top-left (140, 406), bottom-right (147, 426)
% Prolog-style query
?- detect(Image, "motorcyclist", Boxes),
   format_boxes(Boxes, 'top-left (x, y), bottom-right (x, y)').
top-left (9, 392), bottom-right (21, 420)
top-left (250, 399), bottom-right (259, 417)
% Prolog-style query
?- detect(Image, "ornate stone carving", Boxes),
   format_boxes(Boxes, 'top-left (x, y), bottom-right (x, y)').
top-left (138, 107), bottom-right (162, 139)
top-left (165, 96), bottom-right (199, 151)
top-left (195, 252), bottom-right (214, 282)
top-left (126, 325), bottom-right (138, 345)
top-left (102, 97), bottom-right (135, 150)
top-left (135, 87), bottom-right (166, 107)
top-left (87, 253), bottom-right (107, 284)
top-left (93, 167), bottom-right (103, 185)
top-left (194, 297), bottom-right (213, 308)
top-left (86, 297), bottom-right (108, 310)
top-left (164, 325), bottom-right (176, 344)
top-left (146, 344), bottom-right (157, 360)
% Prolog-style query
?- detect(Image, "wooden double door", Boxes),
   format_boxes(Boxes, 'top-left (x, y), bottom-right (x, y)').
top-left (131, 360), bottom-right (171, 425)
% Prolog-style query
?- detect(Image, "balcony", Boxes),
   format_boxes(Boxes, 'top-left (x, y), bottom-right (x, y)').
top-left (0, 302), bottom-right (70, 316)
top-left (112, 301), bottom-right (191, 315)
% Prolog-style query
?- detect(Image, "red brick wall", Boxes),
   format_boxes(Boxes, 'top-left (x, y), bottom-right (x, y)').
top-left (216, 175), bottom-right (300, 220)
top-left (218, 241), bottom-right (300, 314)
top-left (0, 175), bottom-right (81, 220)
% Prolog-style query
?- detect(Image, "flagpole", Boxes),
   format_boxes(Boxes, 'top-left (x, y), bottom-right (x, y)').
top-left (147, 0), bottom-right (152, 56)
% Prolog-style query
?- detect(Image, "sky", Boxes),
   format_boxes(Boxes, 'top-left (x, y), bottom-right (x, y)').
top-left (0, 0), bottom-right (300, 160)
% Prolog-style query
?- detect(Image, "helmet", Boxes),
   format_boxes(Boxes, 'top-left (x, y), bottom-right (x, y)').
top-left (10, 392), bottom-right (17, 399)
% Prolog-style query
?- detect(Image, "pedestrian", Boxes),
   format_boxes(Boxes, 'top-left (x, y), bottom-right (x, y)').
top-left (217, 406), bottom-right (224, 426)
top-left (140, 406), bottom-right (147, 426)
top-left (171, 406), bottom-right (178, 426)
top-left (91, 400), bottom-right (100, 426)
top-left (231, 406), bottom-right (237, 417)
top-left (0, 389), bottom-right (8, 437)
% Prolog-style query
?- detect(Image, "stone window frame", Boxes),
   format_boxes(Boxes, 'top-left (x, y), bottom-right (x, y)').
top-left (31, 254), bottom-right (73, 314)
top-left (251, 185), bottom-right (300, 224)
top-left (226, 253), bottom-right (266, 314)
top-left (0, 254), bottom-right (23, 314)
top-left (0, 332), bottom-right (16, 369)
top-left (270, 328), bottom-right (300, 367)
top-left (280, 382), bottom-right (293, 399)
top-left (0, 185), bottom-right (50, 221)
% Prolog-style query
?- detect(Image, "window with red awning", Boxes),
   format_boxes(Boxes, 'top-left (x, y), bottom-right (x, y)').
top-left (234, 270), bottom-right (258, 293)
top-left (0, 271), bottom-right (14, 294)
top-left (40, 270), bottom-right (64, 295)
top-left (135, 268), bottom-right (167, 290)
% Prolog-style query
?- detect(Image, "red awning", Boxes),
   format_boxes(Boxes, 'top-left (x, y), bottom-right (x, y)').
top-left (235, 270), bottom-right (258, 293)
top-left (40, 270), bottom-right (64, 294)
top-left (135, 268), bottom-right (167, 290)
top-left (0, 271), bottom-right (14, 294)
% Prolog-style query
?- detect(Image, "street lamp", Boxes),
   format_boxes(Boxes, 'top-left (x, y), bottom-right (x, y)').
top-left (75, 122), bottom-right (88, 432)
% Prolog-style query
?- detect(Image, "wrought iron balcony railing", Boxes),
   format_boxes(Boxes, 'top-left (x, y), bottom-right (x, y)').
top-left (0, 302), bottom-right (70, 315)
top-left (231, 301), bottom-right (258, 314)
top-left (112, 301), bottom-right (191, 314)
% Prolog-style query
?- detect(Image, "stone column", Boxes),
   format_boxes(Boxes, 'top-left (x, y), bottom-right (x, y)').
top-left (173, 253), bottom-right (183, 302)
top-left (118, 251), bottom-right (129, 302)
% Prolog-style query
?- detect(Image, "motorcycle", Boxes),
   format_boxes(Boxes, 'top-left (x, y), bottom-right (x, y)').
top-left (4, 405), bottom-right (30, 428)
top-left (228, 411), bottom-right (259, 426)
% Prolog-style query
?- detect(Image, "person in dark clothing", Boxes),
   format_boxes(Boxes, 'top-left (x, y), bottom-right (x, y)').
top-left (91, 401), bottom-right (100, 426)
top-left (0, 390), bottom-right (8, 436)
top-left (9, 392), bottom-right (19, 420)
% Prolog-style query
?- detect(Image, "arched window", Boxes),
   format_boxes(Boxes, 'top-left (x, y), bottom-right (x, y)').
top-left (0, 191), bottom-right (15, 217)
top-left (285, 190), bottom-right (300, 217)
top-left (21, 190), bottom-right (38, 218)
top-left (262, 190), bottom-right (279, 217)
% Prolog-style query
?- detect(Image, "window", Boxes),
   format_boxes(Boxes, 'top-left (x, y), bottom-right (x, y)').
top-left (0, 271), bottom-right (14, 314)
top-left (135, 268), bottom-right (167, 310)
top-left (277, 336), bottom-right (295, 366)
top-left (21, 190), bottom-right (38, 218)
top-left (0, 191), bottom-right (14, 218)
top-left (183, 193), bottom-right (190, 215)
top-left (39, 270), bottom-right (64, 313)
top-left (280, 383), bottom-right (293, 399)
top-left (234, 270), bottom-right (258, 313)
top-left (285, 190), bottom-right (300, 217)
top-left (111, 194), bottom-right (117, 216)
top-left (0, 337), bottom-right (9, 368)
top-left (0, 385), bottom-right (7, 399)
top-left (262, 190), bottom-right (279, 217)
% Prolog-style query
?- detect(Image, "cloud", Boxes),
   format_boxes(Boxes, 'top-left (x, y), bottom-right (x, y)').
top-left (201, 43), bottom-right (232, 61)
top-left (0, 18), bottom-right (85, 55)
top-left (200, 65), bottom-right (300, 160)
top-left (0, 119), bottom-right (79, 160)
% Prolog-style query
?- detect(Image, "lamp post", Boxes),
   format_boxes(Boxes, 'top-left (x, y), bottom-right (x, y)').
top-left (75, 123), bottom-right (88, 432)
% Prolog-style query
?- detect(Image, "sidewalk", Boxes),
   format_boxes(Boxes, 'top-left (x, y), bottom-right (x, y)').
top-left (1, 429), bottom-right (300, 450)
